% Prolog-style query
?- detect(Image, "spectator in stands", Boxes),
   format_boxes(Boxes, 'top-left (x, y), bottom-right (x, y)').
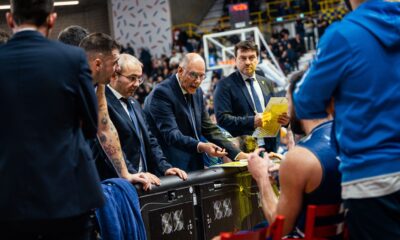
top-left (178, 29), bottom-right (189, 52)
top-left (0, 0), bottom-right (103, 238)
top-left (287, 43), bottom-right (298, 71)
top-left (106, 53), bottom-right (187, 180)
top-left (139, 47), bottom-right (152, 77)
top-left (295, 18), bottom-right (305, 38)
top-left (122, 42), bottom-right (135, 56)
top-left (0, 29), bottom-right (10, 44)
top-left (291, 33), bottom-right (306, 55)
top-left (247, 71), bottom-right (341, 237)
top-left (316, 14), bottom-right (328, 39)
top-left (144, 53), bottom-right (247, 172)
top-left (278, 44), bottom-right (289, 73)
top-left (280, 29), bottom-right (290, 48)
top-left (213, 40), bottom-right (289, 153)
top-left (57, 25), bottom-right (89, 46)
top-left (294, 1), bottom-right (400, 239)
top-left (80, 33), bottom-right (153, 189)
top-left (304, 17), bottom-right (315, 50)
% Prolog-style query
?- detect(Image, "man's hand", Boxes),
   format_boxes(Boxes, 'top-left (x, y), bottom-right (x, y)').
top-left (198, 142), bottom-right (228, 157)
top-left (123, 173), bottom-right (152, 191)
top-left (247, 148), bottom-right (271, 182)
top-left (144, 172), bottom-right (161, 186)
top-left (165, 167), bottom-right (188, 180)
top-left (254, 113), bottom-right (263, 128)
top-left (277, 112), bottom-right (290, 126)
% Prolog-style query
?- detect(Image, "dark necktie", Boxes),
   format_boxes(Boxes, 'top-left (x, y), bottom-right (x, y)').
top-left (184, 94), bottom-right (200, 140)
top-left (246, 78), bottom-right (263, 113)
top-left (121, 98), bottom-right (147, 172)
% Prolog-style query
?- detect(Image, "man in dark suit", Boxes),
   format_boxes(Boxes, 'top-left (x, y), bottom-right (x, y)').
top-left (80, 33), bottom-right (154, 189)
top-left (107, 53), bottom-right (187, 179)
top-left (144, 53), bottom-right (247, 172)
top-left (214, 40), bottom-right (289, 152)
top-left (0, 0), bottom-right (103, 239)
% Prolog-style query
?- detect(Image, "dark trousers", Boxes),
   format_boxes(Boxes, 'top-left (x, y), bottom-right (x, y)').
top-left (0, 212), bottom-right (97, 240)
top-left (344, 190), bottom-right (400, 240)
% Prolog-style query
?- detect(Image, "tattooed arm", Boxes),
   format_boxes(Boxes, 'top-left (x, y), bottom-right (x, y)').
top-left (96, 84), bottom-right (151, 189)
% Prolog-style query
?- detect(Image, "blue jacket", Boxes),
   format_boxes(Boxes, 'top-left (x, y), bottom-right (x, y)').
top-left (96, 178), bottom-right (146, 240)
top-left (294, 0), bottom-right (400, 183)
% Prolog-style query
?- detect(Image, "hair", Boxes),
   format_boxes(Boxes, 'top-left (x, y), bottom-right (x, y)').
top-left (234, 40), bottom-right (259, 57)
top-left (58, 25), bottom-right (89, 46)
top-left (288, 70), bottom-right (305, 96)
top-left (288, 70), bottom-right (306, 135)
top-left (118, 53), bottom-right (143, 73)
top-left (0, 29), bottom-right (10, 44)
top-left (79, 32), bottom-right (121, 58)
top-left (10, 0), bottom-right (54, 27)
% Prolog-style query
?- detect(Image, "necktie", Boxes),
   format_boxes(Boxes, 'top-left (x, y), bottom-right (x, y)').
top-left (121, 98), bottom-right (147, 172)
top-left (184, 94), bottom-right (200, 140)
top-left (246, 78), bottom-right (263, 113)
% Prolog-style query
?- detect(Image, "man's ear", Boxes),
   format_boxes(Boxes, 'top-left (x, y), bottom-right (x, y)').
top-left (95, 58), bottom-right (102, 71)
top-left (6, 12), bottom-right (15, 29)
top-left (327, 98), bottom-right (335, 116)
top-left (46, 12), bottom-right (57, 29)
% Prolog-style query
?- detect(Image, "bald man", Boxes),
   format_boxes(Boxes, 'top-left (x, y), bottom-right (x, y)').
top-left (144, 53), bottom-right (247, 172)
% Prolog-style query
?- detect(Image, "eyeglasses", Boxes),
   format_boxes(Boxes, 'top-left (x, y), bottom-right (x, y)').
top-left (183, 69), bottom-right (206, 81)
top-left (116, 72), bottom-right (144, 84)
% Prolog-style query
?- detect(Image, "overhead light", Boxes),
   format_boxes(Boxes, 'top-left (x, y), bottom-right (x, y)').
top-left (54, 1), bottom-right (79, 6)
top-left (0, 1), bottom-right (79, 10)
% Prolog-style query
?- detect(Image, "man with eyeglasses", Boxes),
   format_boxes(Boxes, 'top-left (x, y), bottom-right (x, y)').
top-left (106, 53), bottom-right (188, 180)
top-left (80, 33), bottom-right (154, 190)
top-left (214, 40), bottom-right (289, 153)
top-left (144, 53), bottom-right (247, 172)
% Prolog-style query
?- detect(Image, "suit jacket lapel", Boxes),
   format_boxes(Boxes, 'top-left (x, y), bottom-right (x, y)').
top-left (191, 91), bottom-right (202, 134)
top-left (233, 71), bottom-right (255, 112)
top-left (170, 75), bottom-right (196, 124)
top-left (105, 87), bottom-right (138, 138)
top-left (130, 98), bottom-right (147, 140)
top-left (170, 75), bottom-right (199, 137)
top-left (256, 75), bottom-right (273, 106)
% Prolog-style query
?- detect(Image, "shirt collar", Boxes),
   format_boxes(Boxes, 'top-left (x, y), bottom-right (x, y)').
top-left (108, 85), bottom-right (125, 101)
top-left (14, 27), bottom-right (38, 34)
top-left (239, 71), bottom-right (256, 83)
top-left (176, 73), bottom-right (188, 95)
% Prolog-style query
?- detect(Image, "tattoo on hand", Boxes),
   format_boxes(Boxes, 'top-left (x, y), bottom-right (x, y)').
top-left (103, 145), bottom-right (117, 156)
top-left (111, 158), bottom-right (122, 173)
top-left (99, 134), bottom-right (107, 143)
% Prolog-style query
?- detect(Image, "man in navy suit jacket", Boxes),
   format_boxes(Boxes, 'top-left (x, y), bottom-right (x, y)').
top-left (80, 33), bottom-right (154, 190)
top-left (107, 53), bottom-right (187, 180)
top-left (144, 53), bottom-right (247, 172)
top-left (214, 40), bottom-right (289, 152)
top-left (0, 0), bottom-right (103, 238)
